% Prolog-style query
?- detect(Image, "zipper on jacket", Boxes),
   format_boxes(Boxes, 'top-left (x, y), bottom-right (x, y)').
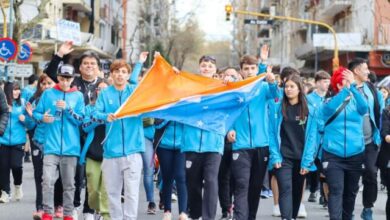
top-left (344, 108), bottom-right (346, 158)
top-left (173, 122), bottom-right (176, 150)
top-left (8, 114), bottom-right (11, 144)
top-left (199, 130), bottom-right (203, 152)
top-left (247, 107), bottom-right (253, 148)
top-left (61, 93), bottom-right (65, 155)
top-left (119, 91), bottom-right (125, 156)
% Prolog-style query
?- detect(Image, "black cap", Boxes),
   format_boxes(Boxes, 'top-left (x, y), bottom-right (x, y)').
top-left (58, 64), bottom-right (75, 77)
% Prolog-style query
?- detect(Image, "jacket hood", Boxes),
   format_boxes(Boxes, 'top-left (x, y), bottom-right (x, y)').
top-left (53, 84), bottom-right (78, 93)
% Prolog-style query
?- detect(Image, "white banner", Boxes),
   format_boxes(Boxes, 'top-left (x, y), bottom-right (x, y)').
top-left (56, 19), bottom-right (82, 45)
top-left (313, 33), bottom-right (362, 48)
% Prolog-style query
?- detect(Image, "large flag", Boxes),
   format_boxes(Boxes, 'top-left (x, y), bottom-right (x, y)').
top-left (115, 56), bottom-right (267, 135)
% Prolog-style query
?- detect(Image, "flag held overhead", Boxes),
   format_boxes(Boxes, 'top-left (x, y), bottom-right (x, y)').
top-left (115, 55), bottom-right (268, 134)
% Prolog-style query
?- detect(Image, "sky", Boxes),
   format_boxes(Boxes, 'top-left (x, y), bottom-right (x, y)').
top-left (175, 0), bottom-right (233, 41)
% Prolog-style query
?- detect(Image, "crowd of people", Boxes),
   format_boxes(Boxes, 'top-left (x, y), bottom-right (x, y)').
top-left (0, 41), bottom-right (389, 220)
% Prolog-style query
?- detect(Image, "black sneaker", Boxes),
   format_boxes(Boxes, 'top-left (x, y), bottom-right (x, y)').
top-left (319, 196), bottom-right (325, 205)
top-left (147, 202), bottom-right (156, 215)
top-left (323, 199), bottom-right (328, 209)
top-left (308, 193), bottom-right (317, 202)
top-left (220, 212), bottom-right (228, 219)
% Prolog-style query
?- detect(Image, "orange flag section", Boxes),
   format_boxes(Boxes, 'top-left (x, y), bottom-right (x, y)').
top-left (115, 56), bottom-right (265, 118)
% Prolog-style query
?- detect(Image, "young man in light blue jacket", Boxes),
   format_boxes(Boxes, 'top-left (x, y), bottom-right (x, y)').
top-left (227, 55), bottom-right (277, 220)
top-left (348, 58), bottom-right (385, 220)
top-left (306, 70), bottom-right (331, 203)
top-left (94, 53), bottom-right (147, 220)
top-left (34, 65), bottom-right (85, 220)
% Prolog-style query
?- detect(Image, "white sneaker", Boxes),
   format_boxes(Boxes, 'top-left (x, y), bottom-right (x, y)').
top-left (171, 193), bottom-right (177, 202)
top-left (72, 209), bottom-right (79, 220)
top-left (272, 204), bottom-right (281, 217)
top-left (163, 212), bottom-right (172, 220)
top-left (297, 203), bottom-right (307, 218)
top-left (83, 213), bottom-right (94, 220)
top-left (14, 185), bottom-right (23, 201)
top-left (179, 212), bottom-right (189, 220)
top-left (0, 190), bottom-right (10, 203)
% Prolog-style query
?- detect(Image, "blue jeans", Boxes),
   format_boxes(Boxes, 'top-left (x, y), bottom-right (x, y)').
top-left (156, 147), bottom-right (187, 213)
top-left (142, 138), bottom-right (155, 202)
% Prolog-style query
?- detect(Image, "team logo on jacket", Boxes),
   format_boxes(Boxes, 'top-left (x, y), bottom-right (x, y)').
top-left (264, 156), bottom-right (268, 162)
top-left (186, 160), bottom-right (192, 168)
top-left (108, 99), bottom-right (113, 105)
top-left (322, 161), bottom-right (328, 169)
top-left (232, 153), bottom-right (239, 160)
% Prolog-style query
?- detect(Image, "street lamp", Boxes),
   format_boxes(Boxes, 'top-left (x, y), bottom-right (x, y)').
top-left (225, 4), bottom-right (340, 70)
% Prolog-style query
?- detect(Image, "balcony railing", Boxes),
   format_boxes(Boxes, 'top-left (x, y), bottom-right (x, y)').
top-left (319, 0), bottom-right (352, 17)
top-left (62, 0), bottom-right (92, 13)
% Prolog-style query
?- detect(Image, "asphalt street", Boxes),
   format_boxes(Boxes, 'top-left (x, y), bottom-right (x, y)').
top-left (0, 162), bottom-right (387, 219)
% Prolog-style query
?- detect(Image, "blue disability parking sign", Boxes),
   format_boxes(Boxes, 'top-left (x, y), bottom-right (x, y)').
top-left (0, 38), bottom-right (18, 61)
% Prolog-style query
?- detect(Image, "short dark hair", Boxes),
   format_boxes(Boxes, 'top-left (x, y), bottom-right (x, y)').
top-left (239, 55), bottom-right (257, 69)
top-left (79, 51), bottom-right (101, 67)
top-left (348, 57), bottom-right (367, 72)
top-left (28, 74), bottom-right (39, 85)
top-left (314, 70), bottom-right (331, 82)
top-left (280, 67), bottom-right (300, 82)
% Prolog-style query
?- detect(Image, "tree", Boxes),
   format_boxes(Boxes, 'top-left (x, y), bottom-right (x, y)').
top-left (169, 19), bottom-right (204, 69)
top-left (12, 0), bottom-right (50, 44)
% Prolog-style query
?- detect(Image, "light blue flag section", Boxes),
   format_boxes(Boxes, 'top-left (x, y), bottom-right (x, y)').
top-left (142, 77), bottom-right (267, 135)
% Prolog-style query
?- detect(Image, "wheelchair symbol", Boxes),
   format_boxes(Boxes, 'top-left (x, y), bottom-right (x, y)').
top-left (19, 46), bottom-right (30, 59)
top-left (0, 43), bottom-right (12, 57)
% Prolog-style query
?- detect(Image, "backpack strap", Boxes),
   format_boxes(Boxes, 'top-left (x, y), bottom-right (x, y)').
top-left (324, 96), bottom-right (351, 127)
top-left (366, 82), bottom-right (381, 128)
top-left (153, 120), bottom-right (171, 149)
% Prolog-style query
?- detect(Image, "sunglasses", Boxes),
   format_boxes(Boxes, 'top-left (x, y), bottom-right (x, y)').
top-left (199, 55), bottom-right (216, 64)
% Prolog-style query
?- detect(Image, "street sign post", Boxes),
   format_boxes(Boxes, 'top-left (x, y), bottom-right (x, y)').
top-left (17, 42), bottom-right (33, 63)
top-left (244, 19), bottom-right (273, 25)
top-left (0, 37), bottom-right (17, 61)
top-left (0, 63), bottom-right (33, 77)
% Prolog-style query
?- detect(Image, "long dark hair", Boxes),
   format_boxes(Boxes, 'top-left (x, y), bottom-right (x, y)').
top-left (282, 74), bottom-right (308, 121)
top-left (4, 81), bottom-right (22, 106)
top-left (32, 74), bottom-right (52, 103)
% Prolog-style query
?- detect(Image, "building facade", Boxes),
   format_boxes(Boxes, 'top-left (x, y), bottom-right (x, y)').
top-left (231, 0), bottom-right (390, 76)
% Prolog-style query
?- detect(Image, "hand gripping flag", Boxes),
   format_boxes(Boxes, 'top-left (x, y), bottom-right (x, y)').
top-left (115, 56), bottom-right (267, 135)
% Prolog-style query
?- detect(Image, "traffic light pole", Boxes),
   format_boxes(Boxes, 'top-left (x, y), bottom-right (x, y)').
top-left (225, 4), bottom-right (340, 70)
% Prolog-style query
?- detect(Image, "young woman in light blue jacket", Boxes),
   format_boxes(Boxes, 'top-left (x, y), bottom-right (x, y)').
top-left (269, 74), bottom-right (318, 220)
top-left (0, 81), bottom-right (34, 203)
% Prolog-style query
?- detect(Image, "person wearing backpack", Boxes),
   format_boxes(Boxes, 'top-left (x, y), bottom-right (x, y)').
top-left (321, 67), bottom-right (368, 220)
top-left (348, 58), bottom-right (385, 220)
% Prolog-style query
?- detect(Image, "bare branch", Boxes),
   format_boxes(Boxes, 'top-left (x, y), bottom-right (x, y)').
top-left (20, 0), bottom-right (50, 31)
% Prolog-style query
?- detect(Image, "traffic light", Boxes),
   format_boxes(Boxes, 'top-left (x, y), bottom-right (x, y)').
top-left (225, 4), bottom-right (233, 21)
